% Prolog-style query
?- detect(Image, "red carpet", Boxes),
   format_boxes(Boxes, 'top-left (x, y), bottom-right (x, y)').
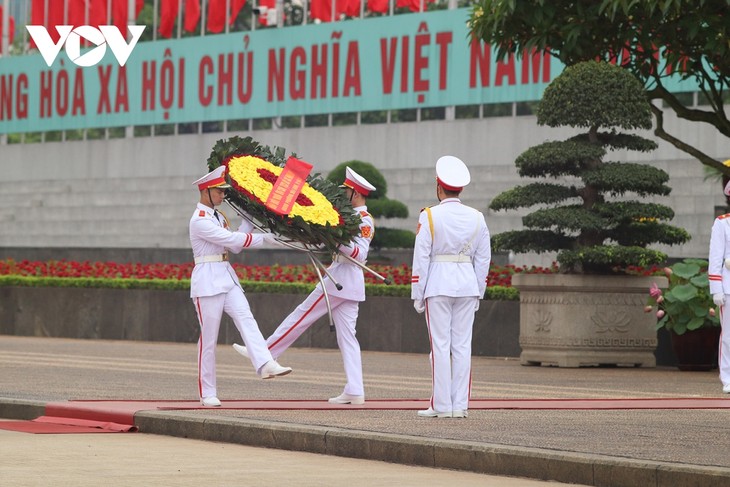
top-left (4, 397), bottom-right (728, 434)
top-left (0, 416), bottom-right (137, 434)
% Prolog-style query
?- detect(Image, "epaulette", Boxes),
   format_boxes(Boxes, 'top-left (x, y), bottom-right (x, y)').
top-left (198, 210), bottom-right (206, 217)
top-left (718, 214), bottom-right (730, 220)
top-left (360, 210), bottom-right (372, 219)
top-left (419, 205), bottom-right (435, 213)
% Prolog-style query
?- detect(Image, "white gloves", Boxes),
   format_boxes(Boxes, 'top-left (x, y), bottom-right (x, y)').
top-left (714, 293), bottom-right (725, 307)
top-left (474, 299), bottom-right (480, 312)
top-left (413, 300), bottom-right (425, 314)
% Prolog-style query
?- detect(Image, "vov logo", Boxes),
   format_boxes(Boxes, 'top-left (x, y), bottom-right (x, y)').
top-left (26, 25), bottom-right (146, 67)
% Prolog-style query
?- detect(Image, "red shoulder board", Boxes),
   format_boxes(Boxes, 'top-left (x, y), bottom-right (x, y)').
top-left (198, 210), bottom-right (206, 217)
top-left (718, 214), bottom-right (730, 220)
top-left (359, 211), bottom-right (371, 219)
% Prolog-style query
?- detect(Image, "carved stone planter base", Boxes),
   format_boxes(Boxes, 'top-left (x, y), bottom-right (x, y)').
top-left (513, 273), bottom-right (668, 368)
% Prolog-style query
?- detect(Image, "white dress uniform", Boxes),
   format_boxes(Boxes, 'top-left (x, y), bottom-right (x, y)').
top-left (262, 167), bottom-right (376, 402)
top-left (411, 156), bottom-right (491, 417)
top-left (190, 166), bottom-right (284, 403)
top-left (708, 207), bottom-right (730, 391)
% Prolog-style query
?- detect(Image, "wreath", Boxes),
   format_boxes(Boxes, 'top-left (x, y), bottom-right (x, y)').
top-left (206, 136), bottom-right (362, 251)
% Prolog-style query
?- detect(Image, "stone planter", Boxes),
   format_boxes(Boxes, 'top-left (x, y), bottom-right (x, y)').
top-left (512, 273), bottom-right (667, 368)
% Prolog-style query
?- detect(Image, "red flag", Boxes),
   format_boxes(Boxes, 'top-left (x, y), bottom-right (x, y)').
top-left (257, 0), bottom-right (275, 26)
top-left (29, 0), bottom-right (64, 44)
top-left (206, 0), bottom-right (226, 33)
top-left (159, 0), bottom-right (180, 38)
top-left (88, 0), bottom-right (109, 26)
top-left (396, 0), bottom-right (433, 12)
top-left (111, 0), bottom-right (144, 36)
top-left (230, 0), bottom-right (246, 24)
top-left (67, 0), bottom-right (87, 28)
top-left (310, 0), bottom-right (352, 22)
top-left (367, 0), bottom-right (388, 13)
top-left (0, 6), bottom-right (15, 54)
top-left (184, 0), bottom-right (201, 32)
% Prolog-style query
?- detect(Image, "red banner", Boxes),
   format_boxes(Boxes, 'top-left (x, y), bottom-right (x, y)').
top-left (265, 157), bottom-right (313, 216)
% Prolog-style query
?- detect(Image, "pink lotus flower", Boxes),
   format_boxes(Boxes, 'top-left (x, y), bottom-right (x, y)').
top-left (649, 282), bottom-right (662, 298)
top-left (656, 310), bottom-right (665, 319)
top-left (656, 295), bottom-right (664, 304)
top-left (663, 267), bottom-right (673, 277)
top-left (644, 305), bottom-right (653, 313)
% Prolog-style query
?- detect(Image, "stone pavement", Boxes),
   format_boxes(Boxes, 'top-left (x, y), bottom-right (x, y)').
top-left (1, 335), bottom-right (729, 487)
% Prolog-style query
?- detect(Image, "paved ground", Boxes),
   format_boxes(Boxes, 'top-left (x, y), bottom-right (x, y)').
top-left (1, 335), bottom-right (730, 486)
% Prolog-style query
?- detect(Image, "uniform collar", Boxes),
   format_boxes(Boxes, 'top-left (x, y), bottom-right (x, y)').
top-left (439, 198), bottom-right (461, 205)
top-left (353, 205), bottom-right (367, 212)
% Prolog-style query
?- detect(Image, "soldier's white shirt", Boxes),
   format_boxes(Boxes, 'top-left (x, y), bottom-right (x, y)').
top-left (411, 198), bottom-right (491, 301)
top-left (189, 203), bottom-right (266, 298)
top-left (318, 205), bottom-right (374, 302)
top-left (708, 213), bottom-right (730, 295)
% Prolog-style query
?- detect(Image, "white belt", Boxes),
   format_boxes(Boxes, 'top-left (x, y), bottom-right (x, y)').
top-left (194, 253), bottom-right (229, 264)
top-left (433, 254), bottom-right (472, 263)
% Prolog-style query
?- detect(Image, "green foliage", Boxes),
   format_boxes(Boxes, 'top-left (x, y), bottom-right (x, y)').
top-left (371, 228), bottom-right (416, 250)
top-left (468, 0), bottom-right (730, 172)
top-left (559, 246), bottom-right (667, 274)
top-left (492, 230), bottom-right (575, 253)
top-left (0, 275), bottom-right (517, 301)
top-left (489, 183), bottom-right (578, 211)
top-left (367, 199), bottom-right (409, 219)
top-left (205, 136), bottom-right (362, 251)
top-left (515, 141), bottom-right (605, 178)
top-left (582, 163), bottom-right (671, 197)
top-left (568, 133), bottom-right (658, 153)
top-left (538, 61), bottom-right (653, 130)
top-left (327, 161), bottom-right (388, 200)
top-left (487, 61), bottom-right (690, 273)
top-left (647, 259), bottom-right (720, 335)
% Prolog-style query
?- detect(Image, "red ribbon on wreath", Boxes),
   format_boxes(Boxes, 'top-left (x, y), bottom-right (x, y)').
top-left (265, 157), bottom-right (313, 216)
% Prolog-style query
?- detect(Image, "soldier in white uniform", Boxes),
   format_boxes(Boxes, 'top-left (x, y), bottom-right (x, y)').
top-left (233, 167), bottom-right (376, 405)
top-left (708, 180), bottom-right (730, 394)
top-left (411, 156), bottom-right (491, 418)
top-left (190, 166), bottom-right (292, 407)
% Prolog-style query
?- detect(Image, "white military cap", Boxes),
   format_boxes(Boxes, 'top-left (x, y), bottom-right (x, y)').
top-left (193, 165), bottom-right (231, 190)
top-left (436, 155), bottom-right (470, 191)
top-left (341, 166), bottom-right (376, 196)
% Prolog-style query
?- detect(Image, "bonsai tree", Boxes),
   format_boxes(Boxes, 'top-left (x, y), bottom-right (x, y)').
top-left (489, 61), bottom-right (691, 273)
top-left (328, 161), bottom-right (415, 249)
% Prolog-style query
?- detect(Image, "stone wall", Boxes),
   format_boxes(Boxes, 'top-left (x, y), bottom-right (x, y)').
top-left (0, 286), bottom-right (521, 358)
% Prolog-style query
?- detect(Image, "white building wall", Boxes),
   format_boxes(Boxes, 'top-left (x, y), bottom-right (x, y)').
top-left (0, 111), bottom-right (727, 267)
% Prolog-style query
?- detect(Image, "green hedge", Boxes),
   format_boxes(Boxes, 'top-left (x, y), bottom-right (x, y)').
top-left (0, 276), bottom-right (518, 300)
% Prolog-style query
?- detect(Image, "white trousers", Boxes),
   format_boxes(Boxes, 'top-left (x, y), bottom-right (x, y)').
top-left (424, 296), bottom-right (476, 413)
top-left (193, 287), bottom-right (274, 399)
top-left (720, 304), bottom-right (730, 386)
top-left (267, 287), bottom-right (364, 396)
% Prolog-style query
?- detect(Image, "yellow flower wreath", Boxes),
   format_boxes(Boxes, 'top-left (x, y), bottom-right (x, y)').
top-left (227, 155), bottom-right (341, 227)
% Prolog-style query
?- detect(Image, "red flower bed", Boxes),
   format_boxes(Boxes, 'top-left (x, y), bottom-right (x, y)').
top-left (0, 259), bottom-right (562, 288)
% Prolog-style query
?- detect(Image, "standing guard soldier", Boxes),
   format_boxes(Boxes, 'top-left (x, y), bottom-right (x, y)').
top-left (190, 166), bottom-right (292, 407)
top-left (411, 156), bottom-right (491, 418)
top-left (233, 167), bottom-right (376, 405)
top-left (708, 180), bottom-right (730, 394)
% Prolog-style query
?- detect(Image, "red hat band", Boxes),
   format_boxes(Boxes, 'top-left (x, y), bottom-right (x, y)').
top-left (199, 176), bottom-right (226, 190)
top-left (344, 178), bottom-right (371, 196)
top-left (437, 177), bottom-right (462, 192)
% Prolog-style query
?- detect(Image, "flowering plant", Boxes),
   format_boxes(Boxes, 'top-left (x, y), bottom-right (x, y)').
top-left (645, 258), bottom-right (720, 335)
top-left (206, 136), bottom-right (362, 251)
